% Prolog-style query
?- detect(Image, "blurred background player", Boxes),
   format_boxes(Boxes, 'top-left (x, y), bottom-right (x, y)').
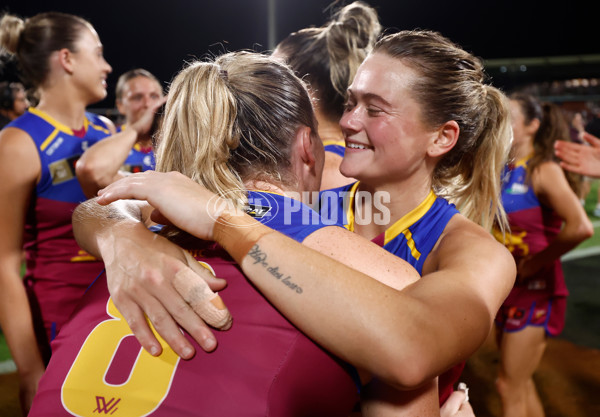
top-left (0, 81), bottom-right (29, 128)
top-left (75, 68), bottom-right (165, 197)
top-left (0, 11), bottom-right (114, 415)
top-left (494, 94), bottom-right (593, 417)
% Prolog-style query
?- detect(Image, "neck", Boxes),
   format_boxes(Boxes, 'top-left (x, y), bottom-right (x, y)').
top-left (244, 179), bottom-right (305, 199)
top-left (314, 107), bottom-right (343, 142)
top-left (136, 134), bottom-right (153, 148)
top-left (36, 84), bottom-right (88, 130)
top-left (512, 138), bottom-right (534, 161)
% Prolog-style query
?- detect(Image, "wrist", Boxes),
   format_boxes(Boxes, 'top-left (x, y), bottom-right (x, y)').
top-left (212, 211), bottom-right (274, 264)
top-left (124, 125), bottom-right (141, 140)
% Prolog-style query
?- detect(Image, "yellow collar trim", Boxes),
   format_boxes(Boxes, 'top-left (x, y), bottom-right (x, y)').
top-left (29, 107), bottom-right (89, 136)
top-left (514, 154), bottom-right (533, 168)
top-left (322, 139), bottom-right (346, 147)
top-left (384, 190), bottom-right (436, 246)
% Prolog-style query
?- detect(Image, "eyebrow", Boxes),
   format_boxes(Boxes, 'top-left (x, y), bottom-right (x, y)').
top-left (347, 89), bottom-right (392, 107)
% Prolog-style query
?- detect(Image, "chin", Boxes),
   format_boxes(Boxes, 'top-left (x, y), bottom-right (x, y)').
top-left (339, 164), bottom-right (358, 180)
top-left (89, 91), bottom-right (107, 105)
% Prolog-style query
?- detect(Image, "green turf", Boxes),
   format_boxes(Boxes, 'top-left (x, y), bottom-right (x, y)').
top-left (0, 263), bottom-right (24, 363)
top-left (0, 332), bottom-right (11, 362)
top-left (583, 179), bottom-right (600, 217)
top-left (577, 179), bottom-right (600, 250)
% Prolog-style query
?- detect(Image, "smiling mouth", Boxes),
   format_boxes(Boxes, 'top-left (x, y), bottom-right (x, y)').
top-left (346, 142), bottom-right (373, 150)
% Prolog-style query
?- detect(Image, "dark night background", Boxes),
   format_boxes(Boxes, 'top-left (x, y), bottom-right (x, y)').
top-left (1, 0), bottom-right (599, 108)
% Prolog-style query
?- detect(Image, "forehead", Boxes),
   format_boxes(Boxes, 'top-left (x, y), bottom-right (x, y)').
top-left (125, 76), bottom-right (162, 93)
top-left (350, 53), bottom-right (416, 103)
top-left (76, 26), bottom-right (102, 47)
top-left (509, 100), bottom-right (524, 117)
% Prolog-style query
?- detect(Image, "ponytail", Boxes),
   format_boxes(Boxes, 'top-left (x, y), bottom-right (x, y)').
top-left (275, 1), bottom-right (380, 121)
top-left (374, 30), bottom-right (512, 232)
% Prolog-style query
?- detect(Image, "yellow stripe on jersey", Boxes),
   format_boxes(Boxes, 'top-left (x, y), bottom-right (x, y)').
top-left (344, 181), bottom-right (361, 233)
top-left (28, 107), bottom-right (75, 135)
top-left (401, 229), bottom-right (421, 261)
top-left (384, 190), bottom-right (437, 254)
top-left (322, 139), bottom-right (345, 147)
top-left (39, 129), bottom-right (60, 152)
top-left (88, 119), bottom-right (110, 134)
top-left (514, 154), bottom-right (532, 168)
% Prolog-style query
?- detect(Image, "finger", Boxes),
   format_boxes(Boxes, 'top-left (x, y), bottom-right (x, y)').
top-left (440, 390), bottom-right (467, 416)
top-left (204, 275), bottom-right (228, 292)
top-left (142, 294), bottom-right (199, 359)
top-left (177, 253), bottom-right (232, 330)
top-left (554, 141), bottom-right (581, 159)
top-left (97, 175), bottom-right (151, 203)
top-left (153, 95), bottom-right (168, 110)
top-left (459, 401), bottom-right (474, 416)
top-left (583, 131), bottom-right (600, 147)
top-left (559, 160), bottom-right (583, 175)
top-left (113, 299), bottom-right (164, 357)
top-left (456, 382), bottom-right (469, 402)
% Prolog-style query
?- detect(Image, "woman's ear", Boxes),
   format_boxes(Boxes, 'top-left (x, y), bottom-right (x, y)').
top-left (292, 125), bottom-right (323, 193)
top-left (296, 125), bottom-right (317, 166)
top-left (57, 48), bottom-right (75, 74)
top-left (525, 118), bottom-right (540, 136)
top-left (427, 120), bottom-right (459, 158)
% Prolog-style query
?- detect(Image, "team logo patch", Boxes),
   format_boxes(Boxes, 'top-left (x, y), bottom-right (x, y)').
top-left (121, 164), bottom-right (144, 173)
top-left (245, 203), bottom-right (272, 218)
top-left (49, 155), bottom-right (79, 185)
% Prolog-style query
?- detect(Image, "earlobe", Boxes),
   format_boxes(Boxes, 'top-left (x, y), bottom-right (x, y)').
top-left (428, 120), bottom-right (459, 158)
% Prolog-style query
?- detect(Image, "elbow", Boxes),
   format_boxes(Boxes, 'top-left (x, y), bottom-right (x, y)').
top-left (386, 355), bottom-right (437, 390)
top-left (75, 160), bottom-right (112, 197)
top-left (574, 218), bottom-right (594, 243)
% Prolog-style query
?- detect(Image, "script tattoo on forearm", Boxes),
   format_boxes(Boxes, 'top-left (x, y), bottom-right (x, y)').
top-left (247, 244), bottom-right (303, 294)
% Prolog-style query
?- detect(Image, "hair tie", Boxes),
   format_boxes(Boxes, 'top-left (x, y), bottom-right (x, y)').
top-left (219, 69), bottom-right (229, 83)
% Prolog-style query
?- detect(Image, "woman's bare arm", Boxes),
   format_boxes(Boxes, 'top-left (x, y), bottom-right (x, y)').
top-left (92, 171), bottom-right (516, 389)
top-left (0, 128), bottom-right (46, 414)
top-left (72, 197), bottom-right (232, 356)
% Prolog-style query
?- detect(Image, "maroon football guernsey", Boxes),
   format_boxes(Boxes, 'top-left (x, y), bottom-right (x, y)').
top-left (29, 191), bottom-right (359, 416)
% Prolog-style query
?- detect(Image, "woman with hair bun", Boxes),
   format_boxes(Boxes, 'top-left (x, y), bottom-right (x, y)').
top-left (0, 11), bottom-right (155, 414)
top-left (273, 1), bottom-right (381, 190)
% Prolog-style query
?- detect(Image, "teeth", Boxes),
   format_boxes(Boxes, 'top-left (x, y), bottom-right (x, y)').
top-left (347, 143), bottom-right (368, 149)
